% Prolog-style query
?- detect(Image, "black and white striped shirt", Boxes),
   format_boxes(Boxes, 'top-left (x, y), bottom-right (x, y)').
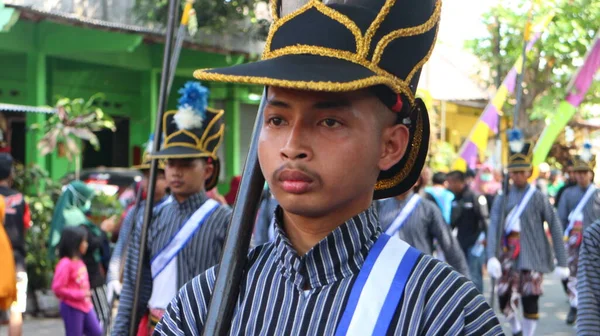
top-left (376, 196), bottom-right (469, 277)
top-left (577, 221), bottom-right (600, 335)
top-left (155, 206), bottom-right (502, 335)
top-left (557, 185), bottom-right (600, 231)
top-left (113, 192), bottom-right (231, 335)
top-left (487, 185), bottom-right (567, 272)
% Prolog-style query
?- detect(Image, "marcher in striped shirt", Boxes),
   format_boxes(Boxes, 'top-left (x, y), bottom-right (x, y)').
top-left (577, 220), bottom-right (600, 335)
top-left (556, 146), bottom-right (600, 325)
top-left (155, 1), bottom-right (502, 334)
top-left (112, 83), bottom-right (232, 335)
top-left (487, 137), bottom-right (569, 336)
top-left (377, 190), bottom-right (470, 277)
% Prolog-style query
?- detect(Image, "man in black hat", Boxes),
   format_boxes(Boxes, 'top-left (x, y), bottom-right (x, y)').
top-left (556, 144), bottom-right (600, 325)
top-left (113, 82), bottom-right (232, 335)
top-left (156, 0), bottom-right (501, 334)
top-left (555, 160), bottom-right (576, 210)
top-left (0, 153), bottom-right (30, 336)
top-left (487, 136), bottom-right (568, 336)
top-left (106, 134), bottom-right (170, 331)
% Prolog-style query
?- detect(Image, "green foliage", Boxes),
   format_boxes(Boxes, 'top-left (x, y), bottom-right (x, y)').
top-left (13, 164), bottom-right (62, 290)
top-left (465, 0), bottom-right (600, 136)
top-left (89, 192), bottom-right (123, 223)
top-left (133, 0), bottom-right (271, 39)
top-left (428, 141), bottom-right (457, 172)
top-left (31, 94), bottom-right (116, 161)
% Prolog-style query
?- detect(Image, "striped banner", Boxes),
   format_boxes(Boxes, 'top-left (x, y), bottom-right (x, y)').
top-left (532, 29), bottom-right (600, 166)
top-left (452, 12), bottom-right (555, 172)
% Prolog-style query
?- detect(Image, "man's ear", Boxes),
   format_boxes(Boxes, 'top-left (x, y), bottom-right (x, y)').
top-left (378, 124), bottom-right (409, 171)
top-left (203, 161), bottom-right (215, 181)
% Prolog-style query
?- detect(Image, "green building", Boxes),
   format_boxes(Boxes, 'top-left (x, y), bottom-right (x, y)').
top-left (0, 0), bottom-right (263, 191)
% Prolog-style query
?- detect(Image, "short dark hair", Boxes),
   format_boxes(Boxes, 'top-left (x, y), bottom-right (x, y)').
top-left (465, 169), bottom-right (476, 179)
top-left (432, 172), bottom-right (447, 185)
top-left (447, 170), bottom-right (466, 182)
top-left (58, 226), bottom-right (88, 259)
top-left (0, 153), bottom-right (13, 180)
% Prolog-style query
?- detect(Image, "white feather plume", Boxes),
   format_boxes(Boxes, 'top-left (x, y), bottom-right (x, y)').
top-left (173, 105), bottom-right (204, 130)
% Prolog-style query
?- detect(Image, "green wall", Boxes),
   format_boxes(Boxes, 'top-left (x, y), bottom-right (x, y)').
top-left (0, 17), bottom-right (259, 186)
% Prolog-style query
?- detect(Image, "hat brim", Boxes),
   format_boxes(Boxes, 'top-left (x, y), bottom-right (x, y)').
top-left (195, 54), bottom-right (397, 94)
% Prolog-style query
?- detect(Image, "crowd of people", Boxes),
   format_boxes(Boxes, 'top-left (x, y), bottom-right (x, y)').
top-left (1, 0), bottom-right (599, 335)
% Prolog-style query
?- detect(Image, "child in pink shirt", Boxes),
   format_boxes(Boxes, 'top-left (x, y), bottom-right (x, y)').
top-left (52, 226), bottom-right (102, 336)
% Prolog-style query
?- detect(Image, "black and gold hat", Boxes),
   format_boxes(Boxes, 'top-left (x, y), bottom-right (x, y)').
top-left (193, 0), bottom-right (441, 199)
top-left (132, 133), bottom-right (166, 171)
top-left (151, 82), bottom-right (224, 190)
top-left (507, 130), bottom-right (533, 172)
top-left (572, 143), bottom-right (596, 172)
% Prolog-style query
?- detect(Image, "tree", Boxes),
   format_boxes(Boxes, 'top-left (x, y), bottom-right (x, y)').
top-left (133, 0), bottom-right (271, 39)
top-left (466, 0), bottom-right (600, 138)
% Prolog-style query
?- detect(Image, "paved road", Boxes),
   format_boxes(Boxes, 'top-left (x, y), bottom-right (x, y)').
top-left (3, 276), bottom-right (577, 335)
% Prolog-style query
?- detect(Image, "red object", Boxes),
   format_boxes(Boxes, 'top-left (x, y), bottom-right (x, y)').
top-left (23, 203), bottom-right (31, 230)
top-left (224, 176), bottom-right (241, 206)
top-left (137, 314), bottom-right (149, 336)
top-left (391, 94), bottom-right (403, 112)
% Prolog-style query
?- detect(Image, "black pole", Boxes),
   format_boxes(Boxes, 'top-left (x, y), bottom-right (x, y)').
top-left (129, 0), bottom-right (180, 334)
top-left (203, 91), bottom-right (267, 336)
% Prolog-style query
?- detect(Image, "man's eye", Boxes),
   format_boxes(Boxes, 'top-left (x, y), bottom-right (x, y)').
top-left (267, 117), bottom-right (284, 126)
top-left (320, 118), bottom-right (341, 128)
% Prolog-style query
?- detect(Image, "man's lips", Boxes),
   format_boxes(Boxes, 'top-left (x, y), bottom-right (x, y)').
top-left (170, 180), bottom-right (184, 187)
top-left (278, 169), bottom-right (314, 194)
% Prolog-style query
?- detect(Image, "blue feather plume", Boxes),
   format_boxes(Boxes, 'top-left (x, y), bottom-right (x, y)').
top-left (174, 81), bottom-right (209, 130)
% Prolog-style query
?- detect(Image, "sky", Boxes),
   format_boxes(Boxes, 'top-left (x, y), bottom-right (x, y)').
top-left (438, 0), bottom-right (496, 47)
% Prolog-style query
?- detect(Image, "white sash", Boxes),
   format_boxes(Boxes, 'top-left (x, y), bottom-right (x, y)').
top-left (150, 199), bottom-right (220, 278)
top-left (385, 194), bottom-right (421, 236)
top-left (335, 234), bottom-right (421, 335)
top-left (565, 184), bottom-right (597, 236)
top-left (504, 185), bottom-right (536, 234)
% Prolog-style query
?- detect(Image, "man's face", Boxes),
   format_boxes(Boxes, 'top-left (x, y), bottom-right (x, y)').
top-left (258, 87), bottom-right (409, 219)
top-left (573, 170), bottom-right (593, 187)
top-left (509, 170), bottom-right (531, 188)
top-left (446, 177), bottom-right (464, 195)
top-left (165, 158), bottom-right (213, 197)
top-left (566, 167), bottom-right (575, 183)
top-left (142, 170), bottom-right (169, 200)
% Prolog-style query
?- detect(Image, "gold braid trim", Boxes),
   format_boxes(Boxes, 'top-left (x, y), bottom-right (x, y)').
top-left (194, 70), bottom-right (414, 103)
top-left (405, 25), bottom-right (439, 84)
top-left (199, 108), bottom-right (224, 145)
top-left (150, 152), bottom-right (216, 160)
top-left (263, 45), bottom-right (414, 102)
top-left (360, 0), bottom-right (396, 57)
top-left (203, 125), bottom-right (225, 157)
top-left (375, 109), bottom-right (424, 190)
top-left (312, 1), bottom-right (363, 53)
top-left (263, 1), bottom-right (317, 57)
top-left (270, 0), bottom-right (279, 20)
top-left (372, 0), bottom-right (442, 65)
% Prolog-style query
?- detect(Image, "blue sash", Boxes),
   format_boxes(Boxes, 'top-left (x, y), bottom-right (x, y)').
top-left (150, 199), bottom-right (219, 278)
top-left (336, 234), bottom-right (421, 335)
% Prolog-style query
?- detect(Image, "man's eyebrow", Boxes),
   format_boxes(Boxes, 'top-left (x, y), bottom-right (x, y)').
top-left (266, 98), bottom-right (290, 108)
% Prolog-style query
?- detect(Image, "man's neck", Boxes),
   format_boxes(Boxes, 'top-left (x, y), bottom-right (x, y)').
top-left (173, 190), bottom-right (201, 203)
top-left (514, 183), bottom-right (528, 190)
top-left (0, 180), bottom-right (10, 188)
top-left (282, 201), bottom-right (371, 256)
top-left (579, 181), bottom-right (591, 189)
top-left (154, 193), bottom-right (167, 203)
top-left (394, 192), bottom-right (411, 201)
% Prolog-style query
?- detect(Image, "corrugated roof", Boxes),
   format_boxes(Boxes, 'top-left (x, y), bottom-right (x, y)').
top-left (4, 0), bottom-right (265, 55)
top-left (0, 103), bottom-right (56, 114)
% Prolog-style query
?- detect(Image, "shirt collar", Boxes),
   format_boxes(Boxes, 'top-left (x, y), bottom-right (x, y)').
top-left (176, 191), bottom-right (208, 212)
top-left (271, 204), bottom-right (381, 289)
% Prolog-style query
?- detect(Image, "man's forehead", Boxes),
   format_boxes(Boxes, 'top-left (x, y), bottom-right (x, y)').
top-left (266, 86), bottom-right (372, 102)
